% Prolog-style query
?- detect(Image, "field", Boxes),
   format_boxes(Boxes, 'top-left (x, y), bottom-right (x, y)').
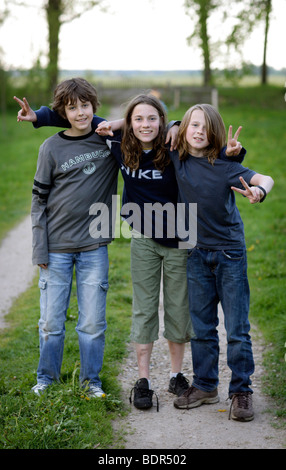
top-left (0, 85), bottom-right (285, 448)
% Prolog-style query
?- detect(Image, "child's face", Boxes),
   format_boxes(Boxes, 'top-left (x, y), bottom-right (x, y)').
top-left (64, 98), bottom-right (93, 136)
top-left (186, 109), bottom-right (209, 157)
top-left (131, 104), bottom-right (161, 149)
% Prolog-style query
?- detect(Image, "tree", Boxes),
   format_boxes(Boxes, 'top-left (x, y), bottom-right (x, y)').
top-left (45, 0), bottom-right (107, 91)
top-left (0, 0), bottom-right (10, 127)
top-left (184, 0), bottom-right (222, 86)
top-left (261, 0), bottom-right (272, 84)
top-left (225, 0), bottom-right (273, 84)
top-left (184, 0), bottom-right (273, 85)
top-left (2, 0), bottom-right (107, 92)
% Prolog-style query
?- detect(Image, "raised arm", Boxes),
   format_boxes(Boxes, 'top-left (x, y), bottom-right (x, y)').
top-left (14, 96), bottom-right (105, 129)
top-left (14, 95), bottom-right (69, 127)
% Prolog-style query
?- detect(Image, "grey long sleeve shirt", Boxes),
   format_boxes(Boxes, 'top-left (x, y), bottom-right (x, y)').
top-left (31, 129), bottom-right (118, 265)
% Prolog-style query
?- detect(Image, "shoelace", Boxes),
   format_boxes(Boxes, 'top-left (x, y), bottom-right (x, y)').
top-left (228, 392), bottom-right (251, 420)
top-left (129, 386), bottom-right (159, 412)
top-left (181, 385), bottom-right (195, 397)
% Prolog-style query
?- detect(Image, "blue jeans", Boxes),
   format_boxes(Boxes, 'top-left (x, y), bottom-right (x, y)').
top-left (37, 247), bottom-right (109, 387)
top-left (187, 247), bottom-right (254, 397)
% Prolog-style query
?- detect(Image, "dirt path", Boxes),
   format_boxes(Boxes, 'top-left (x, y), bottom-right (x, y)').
top-left (0, 215), bottom-right (37, 329)
top-left (114, 291), bottom-right (285, 449)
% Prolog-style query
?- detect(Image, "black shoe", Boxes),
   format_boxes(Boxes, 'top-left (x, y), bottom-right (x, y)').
top-left (129, 378), bottom-right (159, 411)
top-left (168, 373), bottom-right (189, 396)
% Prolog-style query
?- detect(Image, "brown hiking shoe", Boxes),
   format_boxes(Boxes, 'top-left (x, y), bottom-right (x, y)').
top-left (173, 385), bottom-right (219, 409)
top-left (229, 392), bottom-right (254, 421)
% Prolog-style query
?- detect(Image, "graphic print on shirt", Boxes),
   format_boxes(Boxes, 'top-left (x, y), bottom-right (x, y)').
top-left (83, 162), bottom-right (96, 174)
top-left (60, 149), bottom-right (110, 172)
top-left (120, 163), bottom-right (163, 180)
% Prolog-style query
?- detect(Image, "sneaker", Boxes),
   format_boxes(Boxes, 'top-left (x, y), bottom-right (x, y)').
top-left (229, 392), bottom-right (254, 421)
top-left (168, 373), bottom-right (189, 396)
top-left (87, 385), bottom-right (106, 398)
top-left (129, 378), bottom-right (159, 412)
top-left (174, 385), bottom-right (219, 409)
top-left (31, 383), bottom-right (49, 396)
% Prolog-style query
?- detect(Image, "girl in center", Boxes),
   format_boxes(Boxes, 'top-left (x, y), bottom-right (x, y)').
top-left (99, 94), bottom-right (193, 410)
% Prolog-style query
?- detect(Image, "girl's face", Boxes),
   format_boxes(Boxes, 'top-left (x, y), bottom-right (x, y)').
top-left (186, 109), bottom-right (210, 157)
top-left (64, 98), bottom-right (93, 136)
top-left (131, 104), bottom-right (161, 149)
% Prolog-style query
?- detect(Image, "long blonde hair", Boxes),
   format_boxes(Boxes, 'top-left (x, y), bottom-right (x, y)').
top-left (177, 104), bottom-right (226, 164)
top-left (121, 94), bottom-right (169, 171)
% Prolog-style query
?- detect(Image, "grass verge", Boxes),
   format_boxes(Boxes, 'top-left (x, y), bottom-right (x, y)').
top-left (0, 233), bottom-right (132, 449)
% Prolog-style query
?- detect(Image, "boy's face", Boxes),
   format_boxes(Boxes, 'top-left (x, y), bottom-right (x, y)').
top-left (64, 98), bottom-right (93, 136)
top-left (186, 109), bottom-right (209, 157)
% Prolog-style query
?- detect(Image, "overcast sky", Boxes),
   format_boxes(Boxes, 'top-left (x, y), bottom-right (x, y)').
top-left (1, 0), bottom-right (285, 71)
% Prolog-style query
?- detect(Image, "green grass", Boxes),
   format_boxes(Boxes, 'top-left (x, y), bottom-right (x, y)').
top-left (0, 236), bottom-right (132, 449)
top-left (0, 116), bottom-right (52, 239)
top-left (0, 86), bottom-right (285, 448)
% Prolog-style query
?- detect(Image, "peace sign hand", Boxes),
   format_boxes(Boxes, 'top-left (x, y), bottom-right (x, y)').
top-left (226, 125), bottom-right (242, 156)
top-left (231, 176), bottom-right (262, 204)
top-left (13, 96), bottom-right (37, 122)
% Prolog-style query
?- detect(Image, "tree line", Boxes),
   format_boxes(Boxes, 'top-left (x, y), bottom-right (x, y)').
top-left (0, 0), bottom-right (275, 94)
top-left (185, 0), bottom-right (272, 86)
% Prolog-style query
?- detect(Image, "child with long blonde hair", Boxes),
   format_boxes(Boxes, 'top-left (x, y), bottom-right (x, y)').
top-left (171, 104), bottom-right (274, 422)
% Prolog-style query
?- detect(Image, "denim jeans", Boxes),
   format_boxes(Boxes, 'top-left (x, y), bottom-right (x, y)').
top-left (37, 247), bottom-right (109, 387)
top-left (187, 247), bottom-right (254, 396)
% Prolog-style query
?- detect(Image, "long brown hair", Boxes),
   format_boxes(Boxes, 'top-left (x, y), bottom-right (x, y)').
top-left (121, 94), bottom-right (169, 171)
top-left (177, 104), bottom-right (226, 164)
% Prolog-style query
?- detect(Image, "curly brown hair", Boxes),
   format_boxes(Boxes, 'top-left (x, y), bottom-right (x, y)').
top-left (52, 78), bottom-right (100, 119)
top-left (177, 104), bottom-right (226, 165)
top-left (121, 94), bottom-right (169, 172)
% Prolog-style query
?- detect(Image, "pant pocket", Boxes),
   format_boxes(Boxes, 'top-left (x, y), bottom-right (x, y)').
top-left (222, 249), bottom-right (245, 260)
